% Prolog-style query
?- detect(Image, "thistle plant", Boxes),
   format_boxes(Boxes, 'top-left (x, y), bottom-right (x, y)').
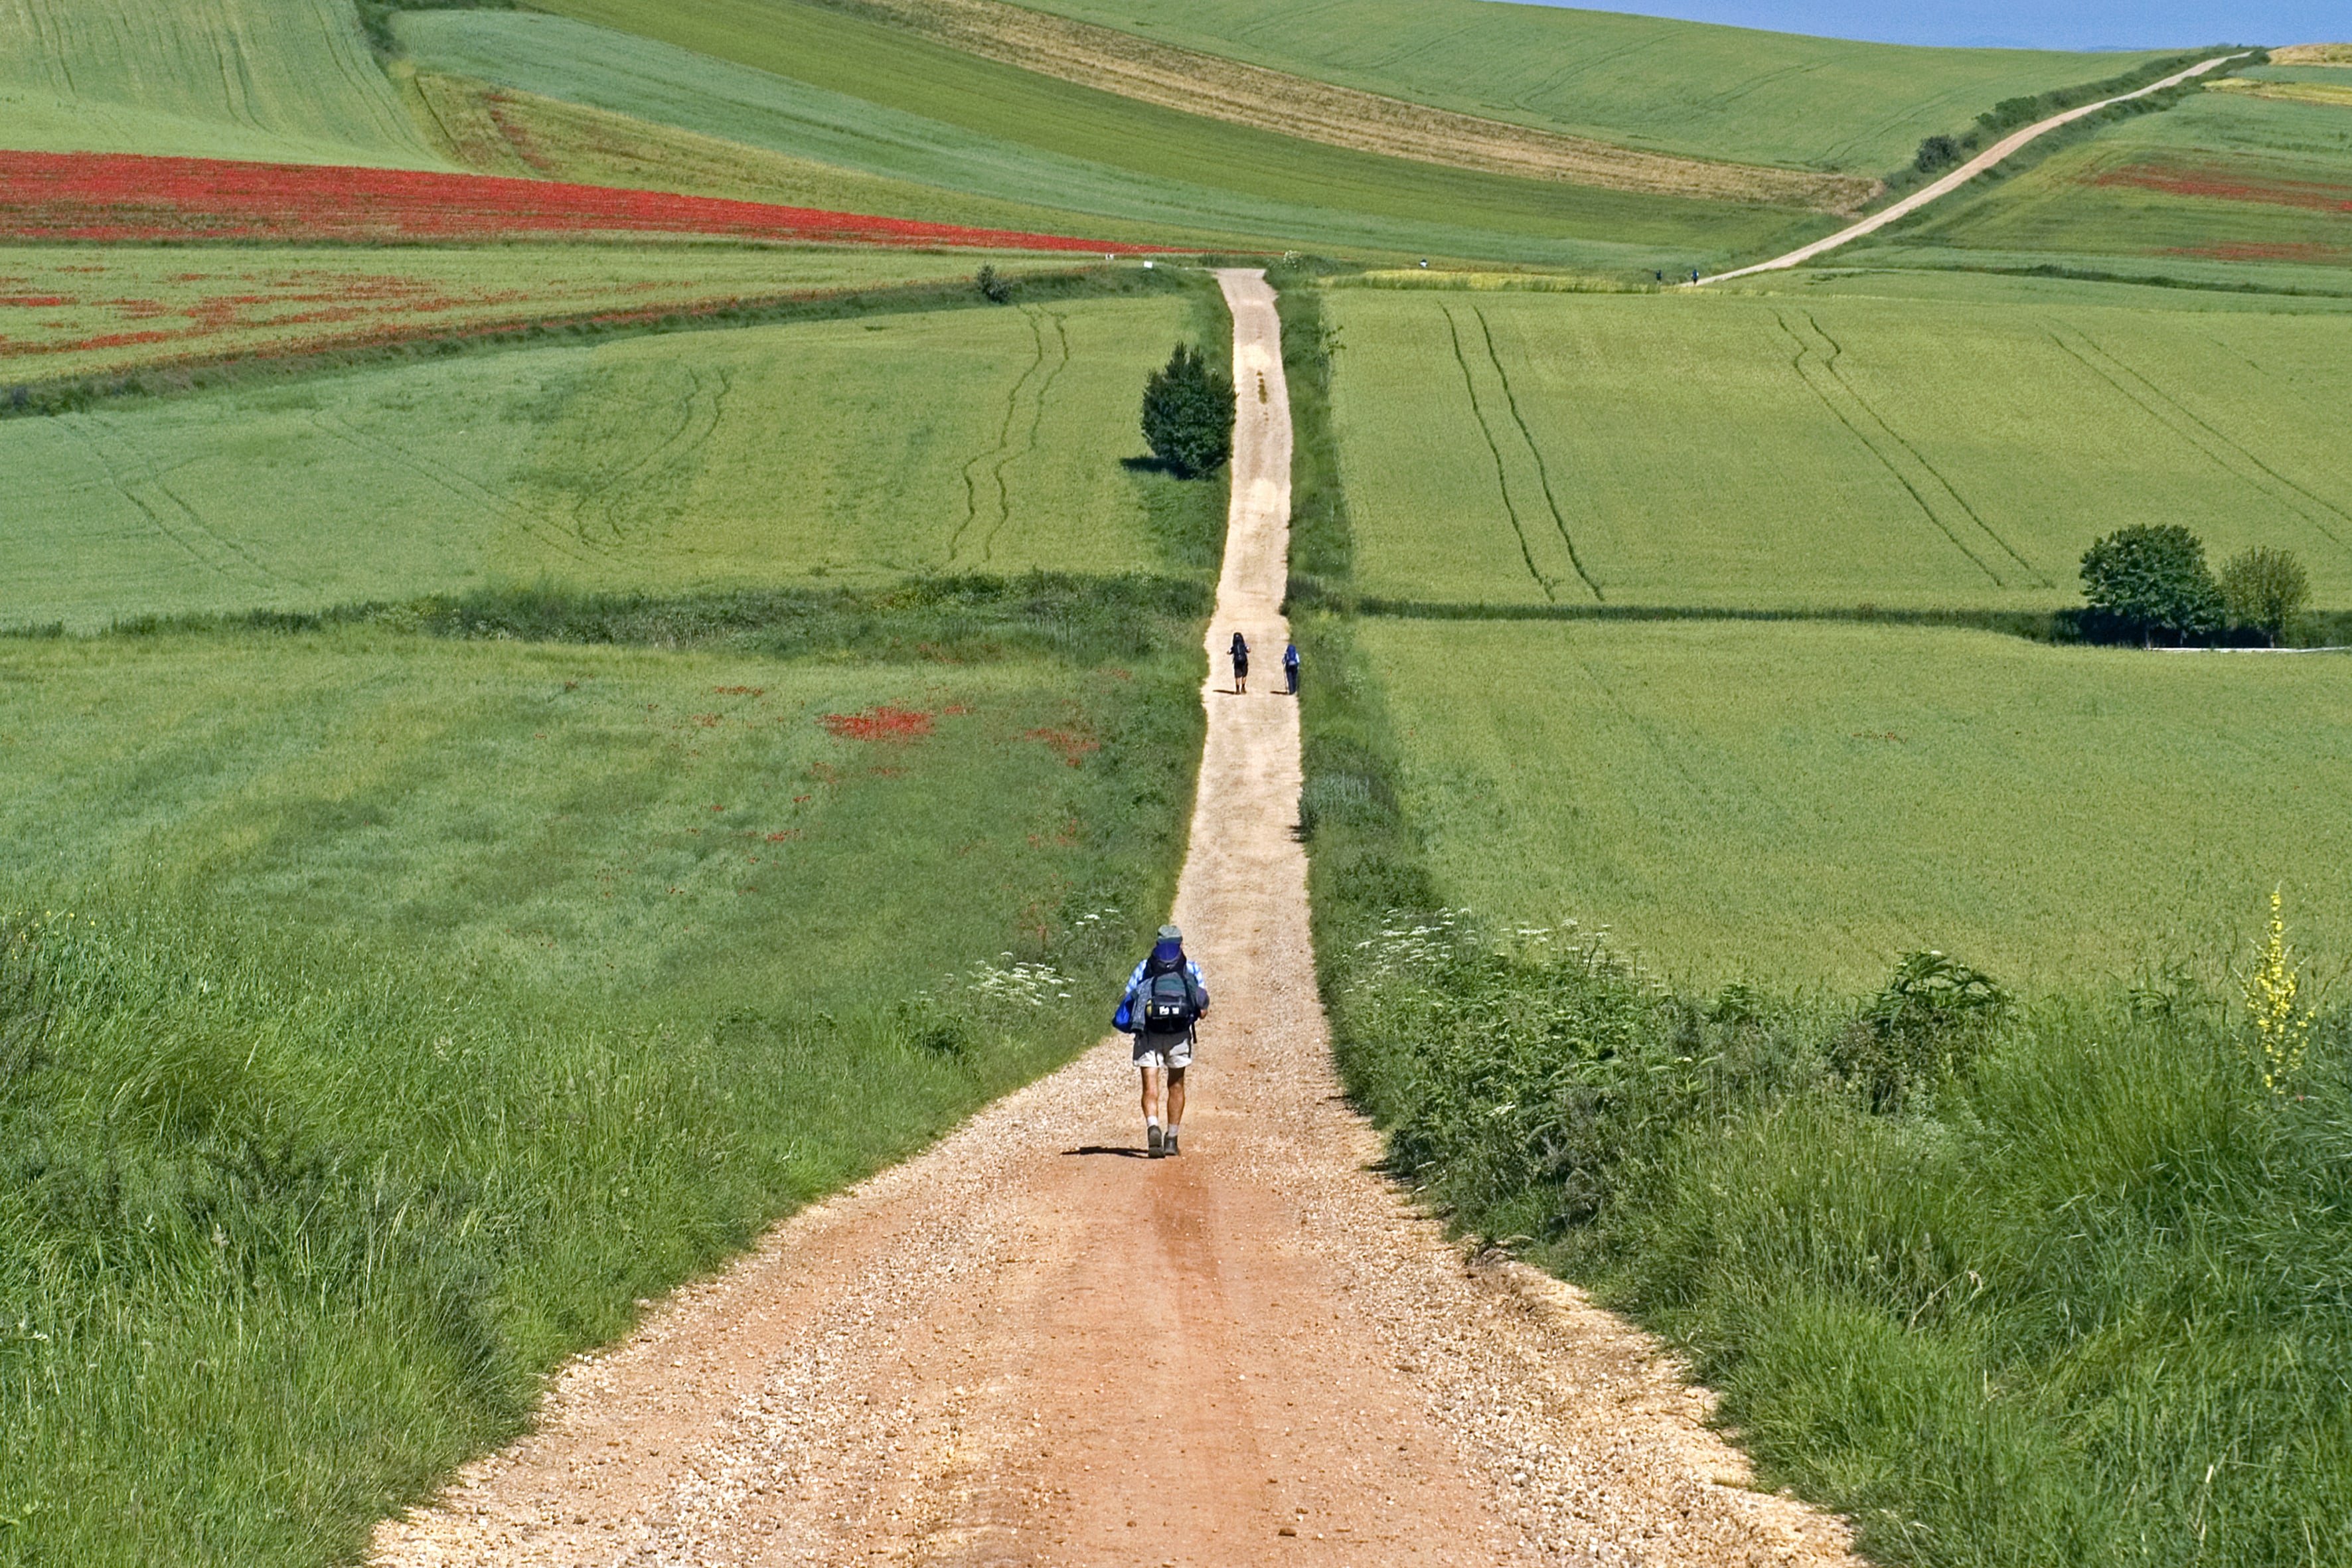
top-left (2242, 887), bottom-right (2313, 1094)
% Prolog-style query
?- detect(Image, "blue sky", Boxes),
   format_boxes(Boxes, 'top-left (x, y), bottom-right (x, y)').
top-left (1520, 1), bottom-right (2338, 50)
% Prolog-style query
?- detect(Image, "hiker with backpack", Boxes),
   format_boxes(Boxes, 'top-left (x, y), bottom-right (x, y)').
top-left (1229, 631), bottom-right (1249, 694)
top-left (1283, 641), bottom-right (1300, 695)
top-left (1113, 923), bottom-right (1210, 1156)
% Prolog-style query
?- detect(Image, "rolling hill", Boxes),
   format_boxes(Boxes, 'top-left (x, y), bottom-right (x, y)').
top-left (0, 0), bottom-right (444, 167)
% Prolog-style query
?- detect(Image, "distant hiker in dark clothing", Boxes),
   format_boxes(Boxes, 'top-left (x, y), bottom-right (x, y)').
top-left (1283, 641), bottom-right (1300, 695)
top-left (1113, 924), bottom-right (1209, 1156)
top-left (1230, 631), bottom-right (1249, 694)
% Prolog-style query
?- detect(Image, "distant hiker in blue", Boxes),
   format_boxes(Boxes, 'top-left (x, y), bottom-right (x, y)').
top-left (1283, 641), bottom-right (1300, 695)
top-left (1113, 923), bottom-right (1209, 1157)
top-left (1229, 631), bottom-right (1250, 694)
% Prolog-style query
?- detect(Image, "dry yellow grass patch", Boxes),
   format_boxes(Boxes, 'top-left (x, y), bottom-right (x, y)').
top-left (836, 0), bottom-right (1879, 212)
top-left (2209, 75), bottom-right (2352, 108)
top-left (2270, 43), bottom-right (2352, 65)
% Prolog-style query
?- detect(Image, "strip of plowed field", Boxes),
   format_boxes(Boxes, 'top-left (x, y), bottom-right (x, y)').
top-left (825, 0), bottom-right (1877, 213)
top-left (367, 270), bottom-right (1856, 1568)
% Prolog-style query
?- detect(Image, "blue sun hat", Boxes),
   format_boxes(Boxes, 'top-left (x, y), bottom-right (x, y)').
top-left (1152, 923), bottom-right (1184, 961)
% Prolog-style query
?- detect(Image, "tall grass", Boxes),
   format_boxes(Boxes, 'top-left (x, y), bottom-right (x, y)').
top-left (1329, 921), bottom-right (2352, 1567)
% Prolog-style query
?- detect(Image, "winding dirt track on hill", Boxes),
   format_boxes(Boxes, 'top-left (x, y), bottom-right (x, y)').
top-left (370, 271), bottom-right (1857, 1568)
top-left (1699, 52), bottom-right (2249, 283)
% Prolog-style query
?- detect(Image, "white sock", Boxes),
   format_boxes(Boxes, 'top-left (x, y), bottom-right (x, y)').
top-left (1146, 1117), bottom-right (1160, 1130)
top-left (1166, 1123), bottom-right (1180, 1138)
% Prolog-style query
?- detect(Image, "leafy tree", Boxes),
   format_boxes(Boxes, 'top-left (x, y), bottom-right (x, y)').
top-left (2079, 524), bottom-right (2223, 646)
top-left (2218, 545), bottom-right (2309, 647)
top-left (975, 264), bottom-right (1012, 304)
top-left (1914, 134), bottom-right (1962, 174)
top-left (1140, 343), bottom-right (1234, 478)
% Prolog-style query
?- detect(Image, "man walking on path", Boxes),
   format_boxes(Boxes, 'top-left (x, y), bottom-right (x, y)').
top-left (1283, 641), bottom-right (1300, 695)
top-left (1229, 631), bottom-right (1250, 694)
top-left (1114, 924), bottom-right (1209, 1156)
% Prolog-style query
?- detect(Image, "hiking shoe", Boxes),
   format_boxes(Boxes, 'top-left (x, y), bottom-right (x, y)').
top-left (1146, 1125), bottom-right (1164, 1156)
top-left (1164, 1131), bottom-right (1182, 1158)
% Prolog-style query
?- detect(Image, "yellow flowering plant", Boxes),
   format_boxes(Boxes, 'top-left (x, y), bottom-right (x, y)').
top-left (2242, 888), bottom-right (2315, 1095)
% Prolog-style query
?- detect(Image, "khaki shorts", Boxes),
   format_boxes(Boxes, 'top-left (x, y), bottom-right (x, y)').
top-left (1131, 1030), bottom-right (1194, 1071)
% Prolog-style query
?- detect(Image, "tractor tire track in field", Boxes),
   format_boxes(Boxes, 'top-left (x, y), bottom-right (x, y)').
top-left (305, 409), bottom-right (612, 572)
top-left (949, 306), bottom-right (1058, 566)
top-left (565, 364), bottom-right (730, 553)
top-left (981, 309), bottom-right (1071, 563)
top-left (1442, 304), bottom-right (1560, 602)
top-left (1472, 306), bottom-right (1605, 601)
top-left (372, 268), bottom-right (1858, 1568)
top-left (64, 415), bottom-right (285, 590)
top-left (2049, 327), bottom-right (2352, 555)
top-left (1801, 313), bottom-right (2048, 586)
top-left (1770, 311), bottom-right (2007, 588)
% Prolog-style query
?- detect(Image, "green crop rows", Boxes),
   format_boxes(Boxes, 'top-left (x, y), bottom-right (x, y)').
top-left (0, 243), bottom-right (1081, 387)
top-left (1, 291), bottom-right (1202, 631)
top-left (1014, 0), bottom-right (2174, 175)
top-left (0, 0), bottom-right (443, 167)
top-left (1361, 617), bottom-right (2352, 989)
top-left (1324, 284), bottom-right (2352, 610)
top-left (506, 0), bottom-right (1822, 270)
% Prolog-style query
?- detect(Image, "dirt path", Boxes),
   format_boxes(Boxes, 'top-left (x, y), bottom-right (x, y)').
top-left (1699, 52), bottom-right (2249, 285)
top-left (371, 270), bottom-right (1856, 1568)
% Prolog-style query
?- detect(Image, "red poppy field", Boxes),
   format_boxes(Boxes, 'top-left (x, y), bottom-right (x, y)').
top-left (0, 151), bottom-right (1149, 251)
top-left (2090, 157), bottom-right (2352, 212)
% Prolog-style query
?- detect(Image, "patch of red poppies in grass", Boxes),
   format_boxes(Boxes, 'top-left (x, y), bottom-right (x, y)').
top-left (0, 151), bottom-right (1155, 251)
top-left (2090, 159), bottom-right (2352, 212)
top-left (821, 706), bottom-right (935, 742)
top-left (1024, 726), bottom-right (1101, 767)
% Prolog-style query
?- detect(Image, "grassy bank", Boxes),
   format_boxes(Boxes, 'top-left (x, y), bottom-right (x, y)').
top-left (0, 574), bottom-right (1210, 1566)
top-left (1283, 270), bottom-right (2352, 1566)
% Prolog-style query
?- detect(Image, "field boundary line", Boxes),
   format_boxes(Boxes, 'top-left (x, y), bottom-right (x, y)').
top-left (1697, 52), bottom-right (2252, 284)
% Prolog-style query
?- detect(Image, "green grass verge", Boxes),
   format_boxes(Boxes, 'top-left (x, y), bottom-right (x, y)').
top-left (1321, 284), bottom-right (2352, 611)
top-left (1, 277), bottom-right (1227, 631)
top-left (0, 573), bottom-right (1207, 1566)
top-left (1282, 270), bottom-right (2352, 1568)
top-left (497, 1), bottom-right (1824, 269)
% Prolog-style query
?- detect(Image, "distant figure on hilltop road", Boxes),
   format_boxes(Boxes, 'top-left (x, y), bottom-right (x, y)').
top-left (1113, 924), bottom-right (1210, 1157)
top-left (1230, 631), bottom-right (1250, 694)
